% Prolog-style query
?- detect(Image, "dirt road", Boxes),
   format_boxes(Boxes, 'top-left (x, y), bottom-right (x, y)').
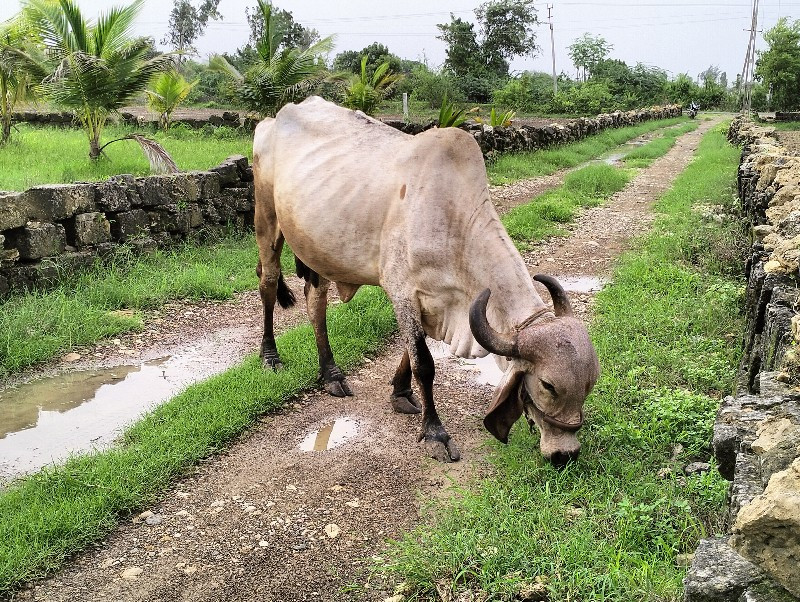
top-left (15, 118), bottom-right (721, 602)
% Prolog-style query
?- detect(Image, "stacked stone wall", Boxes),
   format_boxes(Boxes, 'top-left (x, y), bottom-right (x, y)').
top-left (0, 156), bottom-right (253, 297)
top-left (12, 104), bottom-right (683, 160)
top-left (683, 117), bottom-right (800, 601)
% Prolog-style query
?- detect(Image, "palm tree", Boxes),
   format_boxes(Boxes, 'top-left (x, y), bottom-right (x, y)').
top-left (0, 17), bottom-right (48, 145)
top-left (209, 0), bottom-right (334, 118)
top-left (23, 0), bottom-right (173, 159)
top-left (146, 70), bottom-right (197, 130)
top-left (341, 55), bottom-right (402, 115)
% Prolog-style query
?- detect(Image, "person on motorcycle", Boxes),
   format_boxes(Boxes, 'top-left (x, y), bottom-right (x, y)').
top-left (688, 101), bottom-right (699, 118)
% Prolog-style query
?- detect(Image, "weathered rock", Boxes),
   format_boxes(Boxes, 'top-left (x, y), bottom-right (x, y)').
top-left (109, 209), bottom-right (149, 241)
top-left (0, 192), bottom-right (27, 230)
top-left (94, 181), bottom-right (131, 212)
top-left (684, 538), bottom-right (764, 601)
top-left (10, 221), bottom-right (66, 259)
top-left (25, 184), bottom-right (95, 221)
top-left (732, 458), bottom-right (800, 597)
top-left (66, 212), bottom-right (112, 248)
top-left (739, 580), bottom-right (798, 601)
top-left (136, 174), bottom-right (201, 207)
top-left (752, 417), bottom-right (800, 481)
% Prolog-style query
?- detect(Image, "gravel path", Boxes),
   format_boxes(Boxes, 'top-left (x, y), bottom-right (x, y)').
top-left (13, 117), bottom-right (722, 602)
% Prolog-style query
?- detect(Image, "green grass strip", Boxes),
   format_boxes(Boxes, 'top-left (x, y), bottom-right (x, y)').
top-left (0, 236), bottom-right (298, 377)
top-left (502, 164), bottom-right (630, 250)
top-left (0, 286), bottom-right (395, 595)
top-left (381, 125), bottom-right (741, 600)
top-left (623, 121), bottom-right (699, 168)
top-left (488, 117), bottom-right (688, 185)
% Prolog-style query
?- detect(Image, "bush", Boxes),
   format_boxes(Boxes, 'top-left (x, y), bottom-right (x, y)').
top-left (408, 67), bottom-right (463, 109)
top-left (493, 71), bottom-right (555, 112)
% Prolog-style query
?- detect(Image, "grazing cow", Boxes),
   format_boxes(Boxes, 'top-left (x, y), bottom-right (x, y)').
top-left (253, 96), bottom-right (599, 465)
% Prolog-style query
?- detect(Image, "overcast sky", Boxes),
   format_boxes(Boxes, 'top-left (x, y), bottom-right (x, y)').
top-left (1, 0), bottom-right (795, 81)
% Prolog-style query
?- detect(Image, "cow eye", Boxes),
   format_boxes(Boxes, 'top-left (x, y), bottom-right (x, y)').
top-left (540, 380), bottom-right (556, 394)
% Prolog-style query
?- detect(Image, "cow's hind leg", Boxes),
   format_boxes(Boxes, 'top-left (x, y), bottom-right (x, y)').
top-left (299, 261), bottom-right (352, 398)
top-left (394, 302), bottom-right (460, 462)
top-left (390, 350), bottom-right (422, 414)
top-left (256, 237), bottom-right (294, 369)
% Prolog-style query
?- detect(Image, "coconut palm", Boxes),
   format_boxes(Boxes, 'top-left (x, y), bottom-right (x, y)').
top-left (209, 0), bottom-right (334, 118)
top-left (341, 55), bottom-right (403, 115)
top-left (0, 18), bottom-right (48, 145)
top-left (146, 70), bottom-right (197, 130)
top-left (23, 0), bottom-right (173, 159)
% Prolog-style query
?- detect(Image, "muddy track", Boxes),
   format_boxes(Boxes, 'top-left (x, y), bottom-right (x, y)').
top-left (13, 118), bottom-right (722, 602)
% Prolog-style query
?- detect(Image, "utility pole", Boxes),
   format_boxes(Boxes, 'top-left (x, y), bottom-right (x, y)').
top-left (548, 4), bottom-right (557, 95)
top-left (740, 0), bottom-right (760, 117)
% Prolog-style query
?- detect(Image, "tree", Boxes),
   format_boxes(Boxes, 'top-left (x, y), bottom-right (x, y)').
top-left (333, 43), bottom-right (402, 76)
top-left (755, 18), bottom-right (800, 110)
top-left (209, 0), bottom-right (333, 117)
top-left (568, 33), bottom-right (613, 81)
top-left (146, 70), bottom-right (196, 129)
top-left (341, 56), bottom-right (402, 115)
top-left (437, 0), bottom-right (537, 93)
top-left (245, 2), bottom-right (318, 50)
top-left (0, 16), bottom-right (48, 144)
top-left (25, 0), bottom-right (173, 159)
top-left (161, 0), bottom-right (221, 62)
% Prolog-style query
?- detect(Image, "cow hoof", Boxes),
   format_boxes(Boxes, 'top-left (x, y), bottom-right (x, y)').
top-left (423, 438), bottom-right (461, 463)
top-left (325, 379), bottom-right (353, 397)
top-left (390, 392), bottom-right (421, 414)
top-left (261, 356), bottom-right (283, 371)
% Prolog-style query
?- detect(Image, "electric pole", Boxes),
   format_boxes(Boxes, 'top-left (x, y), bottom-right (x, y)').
top-left (740, 0), bottom-right (760, 116)
top-left (548, 4), bottom-right (557, 95)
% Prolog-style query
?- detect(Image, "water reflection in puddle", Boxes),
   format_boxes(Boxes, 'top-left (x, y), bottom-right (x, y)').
top-left (299, 418), bottom-right (359, 452)
top-left (558, 275), bottom-right (608, 294)
top-left (0, 328), bottom-right (249, 482)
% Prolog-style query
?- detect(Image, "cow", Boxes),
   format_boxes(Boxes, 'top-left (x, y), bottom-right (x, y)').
top-left (253, 96), bottom-right (600, 465)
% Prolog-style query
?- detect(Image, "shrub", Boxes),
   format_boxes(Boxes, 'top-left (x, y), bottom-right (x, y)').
top-left (408, 66), bottom-right (463, 109)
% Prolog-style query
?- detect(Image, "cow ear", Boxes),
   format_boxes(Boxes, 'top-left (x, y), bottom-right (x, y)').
top-left (483, 370), bottom-right (525, 444)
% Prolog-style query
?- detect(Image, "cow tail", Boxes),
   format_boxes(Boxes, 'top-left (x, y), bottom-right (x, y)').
top-left (276, 272), bottom-right (296, 309)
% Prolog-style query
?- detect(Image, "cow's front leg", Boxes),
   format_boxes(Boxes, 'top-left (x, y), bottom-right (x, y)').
top-left (396, 310), bottom-right (460, 462)
top-left (390, 350), bottom-right (422, 414)
top-left (304, 276), bottom-right (353, 397)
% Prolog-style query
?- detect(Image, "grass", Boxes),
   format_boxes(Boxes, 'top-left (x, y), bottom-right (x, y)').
top-left (768, 120), bottom-right (800, 131)
top-left (0, 234), bottom-right (300, 377)
top-left (0, 285), bottom-right (396, 595)
top-left (488, 117), bottom-right (687, 185)
top-left (623, 121), bottom-right (700, 168)
top-left (380, 125), bottom-right (743, 600)
top-left (0, 123), bottom-right (252, 191)
top-left (502, 164), bottom-right (630, 250)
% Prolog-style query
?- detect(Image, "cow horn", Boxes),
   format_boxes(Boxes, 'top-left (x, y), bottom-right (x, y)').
top-left (533, 274), bottom-right (573, 317)
top-left (469, 289), bottom-right (517, 357)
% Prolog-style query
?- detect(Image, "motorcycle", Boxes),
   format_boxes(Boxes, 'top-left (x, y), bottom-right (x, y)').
top-left (688, 102), bottom-right (699, 119)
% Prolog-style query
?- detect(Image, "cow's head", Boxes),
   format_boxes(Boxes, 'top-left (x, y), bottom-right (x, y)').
top-left (469, 275), bottom-right (600, 467)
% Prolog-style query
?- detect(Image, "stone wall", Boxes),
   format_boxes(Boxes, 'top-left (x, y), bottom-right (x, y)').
top-left (683, 117), bottom-right (800, 601)
top-left (12, 104), bottom-right (683, 160)
top-left (0, 155), bottom-right (253, 297)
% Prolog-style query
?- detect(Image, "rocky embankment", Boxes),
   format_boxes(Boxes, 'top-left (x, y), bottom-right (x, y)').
top-left (683, 117), bottom-right (800, 601)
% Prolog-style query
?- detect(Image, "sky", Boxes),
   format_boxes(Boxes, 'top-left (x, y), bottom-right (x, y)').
top-left (0, 0), bottom-right (796, 82)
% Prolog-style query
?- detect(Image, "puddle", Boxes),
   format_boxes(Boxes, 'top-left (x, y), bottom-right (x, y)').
top-left (0, 327), bottom-right (250, 483)
top-left (558, 275), bottom-right (608, 294)
top-left (299, 418), bottom-right (359, 452)
top-left (428, 339), bottom-right (504, 387)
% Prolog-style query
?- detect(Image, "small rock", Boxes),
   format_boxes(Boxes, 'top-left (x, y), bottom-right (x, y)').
top-left (324, 523), bottom-right (341, 538)
top-left (657, 467), bottom-right (672, 479)
top-left (121, 567), bottom-right (143, 580)
top-left (99, 558), bottom-right (114, 569)
top-left (145, 514), bottom-right (163, 526)
top-left (183, 566), bottom-right (197, 575)
top-left (345, 500), bottom-right (361, 508)
top-left (63, 352), bottom-right (81, 362)
top-left (286, 484), bottom-right (297, 491)
top-left (210, 500), bottom-right (225, 508)
top-left (684, 462), bottom-right (711, 476)
top-left (133, 510), bottom-right (153, 524)
top-left (383, 596), bottom-right (404, 602)
top-left (259, 540), bottom-right (269, 547)
top-left (244, 505), bottom-right (257, 513)
top-left (174, 510), bottom-right (189, 517)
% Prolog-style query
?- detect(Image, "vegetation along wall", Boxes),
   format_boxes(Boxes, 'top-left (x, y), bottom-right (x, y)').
top-left (683, 117), bottom-right (800, 601)
top-left (0, 103), bottom-right (680, 298)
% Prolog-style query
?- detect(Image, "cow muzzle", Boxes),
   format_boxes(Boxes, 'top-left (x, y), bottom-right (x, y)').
top-left (520, 385), bottom-right (582, 468)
